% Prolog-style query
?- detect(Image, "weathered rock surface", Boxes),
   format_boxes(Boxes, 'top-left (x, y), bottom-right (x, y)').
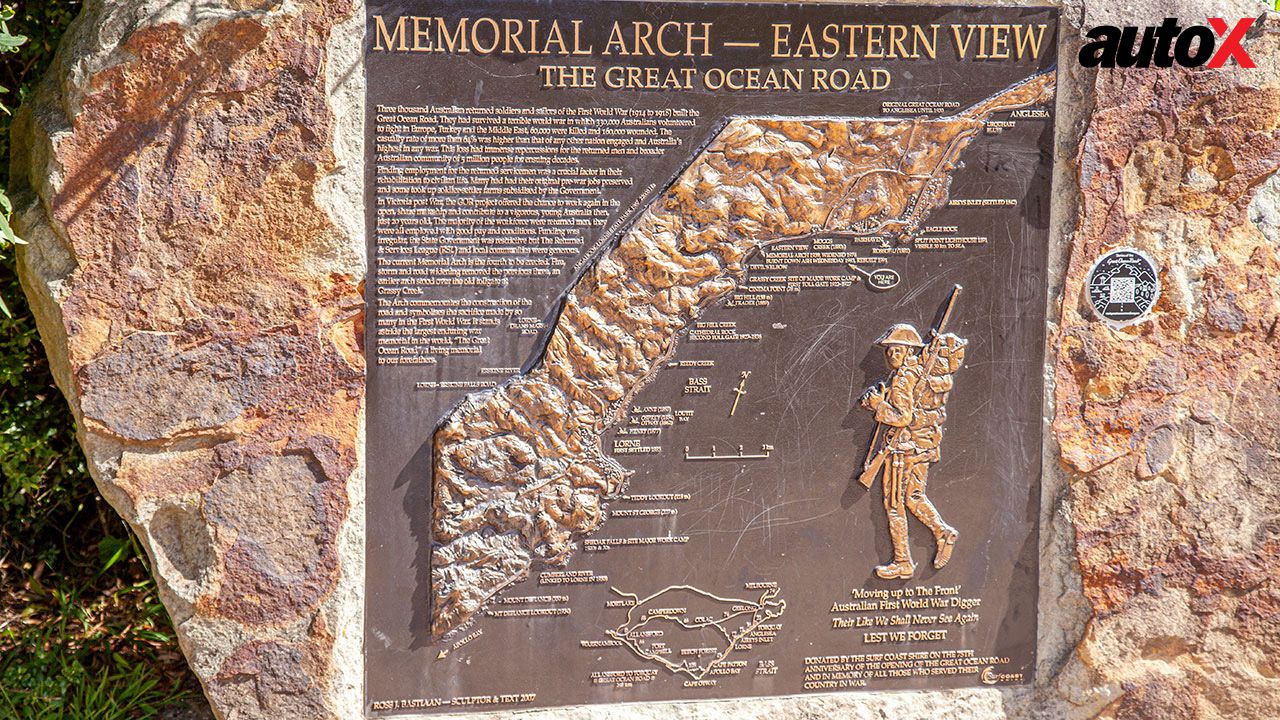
top-left (12, 0), bottom-right (366, 717)
top-left (1048, 24), bottom-right (1280, 720)
top-left (9, 0), bottom-right (1280, 718)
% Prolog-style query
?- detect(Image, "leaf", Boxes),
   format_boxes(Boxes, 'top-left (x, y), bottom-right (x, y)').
top-left (0, 201), bottom-right (25, 247)
top-left (97, 536), bottom-right (131, 575)
top-left (0, 33), bottom-right (26, 52)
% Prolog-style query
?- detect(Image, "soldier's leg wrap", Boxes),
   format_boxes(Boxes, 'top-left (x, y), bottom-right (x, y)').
top-left (903, 462), bottom-right (951, 537)
top-left (901, 460), bottom-right (958, 569)
top-left (877, 453), bottom-right (914, 579)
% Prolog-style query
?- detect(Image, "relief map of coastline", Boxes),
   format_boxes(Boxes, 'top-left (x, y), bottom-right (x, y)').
top-left (364, 1), bottom-right (1058, 713)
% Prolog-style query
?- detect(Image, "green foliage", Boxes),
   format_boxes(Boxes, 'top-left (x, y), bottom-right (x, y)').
top-left (0, 4), bottom-right (31, 311)
top-left (0, 5), bottom-right (26, 53)
top-left (0, 578), bottom-right (194, 719)
top-left (1, 1), bottom-right (84, 188)
top-left (1, 2), bottom-right (201, 718)
top-left (0, 294), bottom-right (91, 566)
top-left (0, 0), bottom-right (89, 575)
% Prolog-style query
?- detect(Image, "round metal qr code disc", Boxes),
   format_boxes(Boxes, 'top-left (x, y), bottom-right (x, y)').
top-left (1086, 248), bottom-right (1160, 328)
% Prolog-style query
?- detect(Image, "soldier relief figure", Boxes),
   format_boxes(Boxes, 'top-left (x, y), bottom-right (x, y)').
top-left (857, 286), bottom-right (967, 580)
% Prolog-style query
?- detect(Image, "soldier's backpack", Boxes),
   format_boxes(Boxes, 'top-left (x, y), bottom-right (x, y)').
top-left (917, 333), bottom-right (967, 412)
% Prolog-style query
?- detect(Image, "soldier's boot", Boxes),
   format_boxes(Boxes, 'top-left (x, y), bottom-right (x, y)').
top-left (875, 516), bottom-right (914, 580)
top-left (933, 527), bottom-right (959, 570)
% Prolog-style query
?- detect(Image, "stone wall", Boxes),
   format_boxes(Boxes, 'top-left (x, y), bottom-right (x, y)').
top-left (12, 1), bottom-right (367, 716)
top-left (10, 0), bottom-right (1279, 718)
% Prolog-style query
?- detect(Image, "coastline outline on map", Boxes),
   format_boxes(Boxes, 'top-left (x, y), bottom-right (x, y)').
top-left (606, 585), bottom-right (787, 680)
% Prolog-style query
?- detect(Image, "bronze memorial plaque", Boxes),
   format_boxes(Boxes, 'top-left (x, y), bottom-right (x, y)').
top-left (364, 1), bottom-right (1058, 713)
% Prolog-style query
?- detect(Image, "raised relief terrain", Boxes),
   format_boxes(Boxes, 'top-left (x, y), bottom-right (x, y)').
top-left (429, 71), bottom-right (1056, 638)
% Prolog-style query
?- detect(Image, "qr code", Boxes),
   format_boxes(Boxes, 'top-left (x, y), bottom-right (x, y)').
top-left (1109, 276), bottom-right (1136, 304)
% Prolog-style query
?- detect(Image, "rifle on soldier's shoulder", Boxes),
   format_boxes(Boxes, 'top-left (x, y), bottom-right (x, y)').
top-left (857, 284), bottom-right (963, 488)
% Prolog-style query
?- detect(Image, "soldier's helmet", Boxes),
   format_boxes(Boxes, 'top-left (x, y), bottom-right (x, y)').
top-left (875, 323), bottom-right (925, 348)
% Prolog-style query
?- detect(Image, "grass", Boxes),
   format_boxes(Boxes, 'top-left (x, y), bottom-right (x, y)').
top-left (1, 2), bottom-right (205, 718)
top-left (0, 573), bottom-right (195, 719)
top-left (0, 459), bottom-right (202, 719)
